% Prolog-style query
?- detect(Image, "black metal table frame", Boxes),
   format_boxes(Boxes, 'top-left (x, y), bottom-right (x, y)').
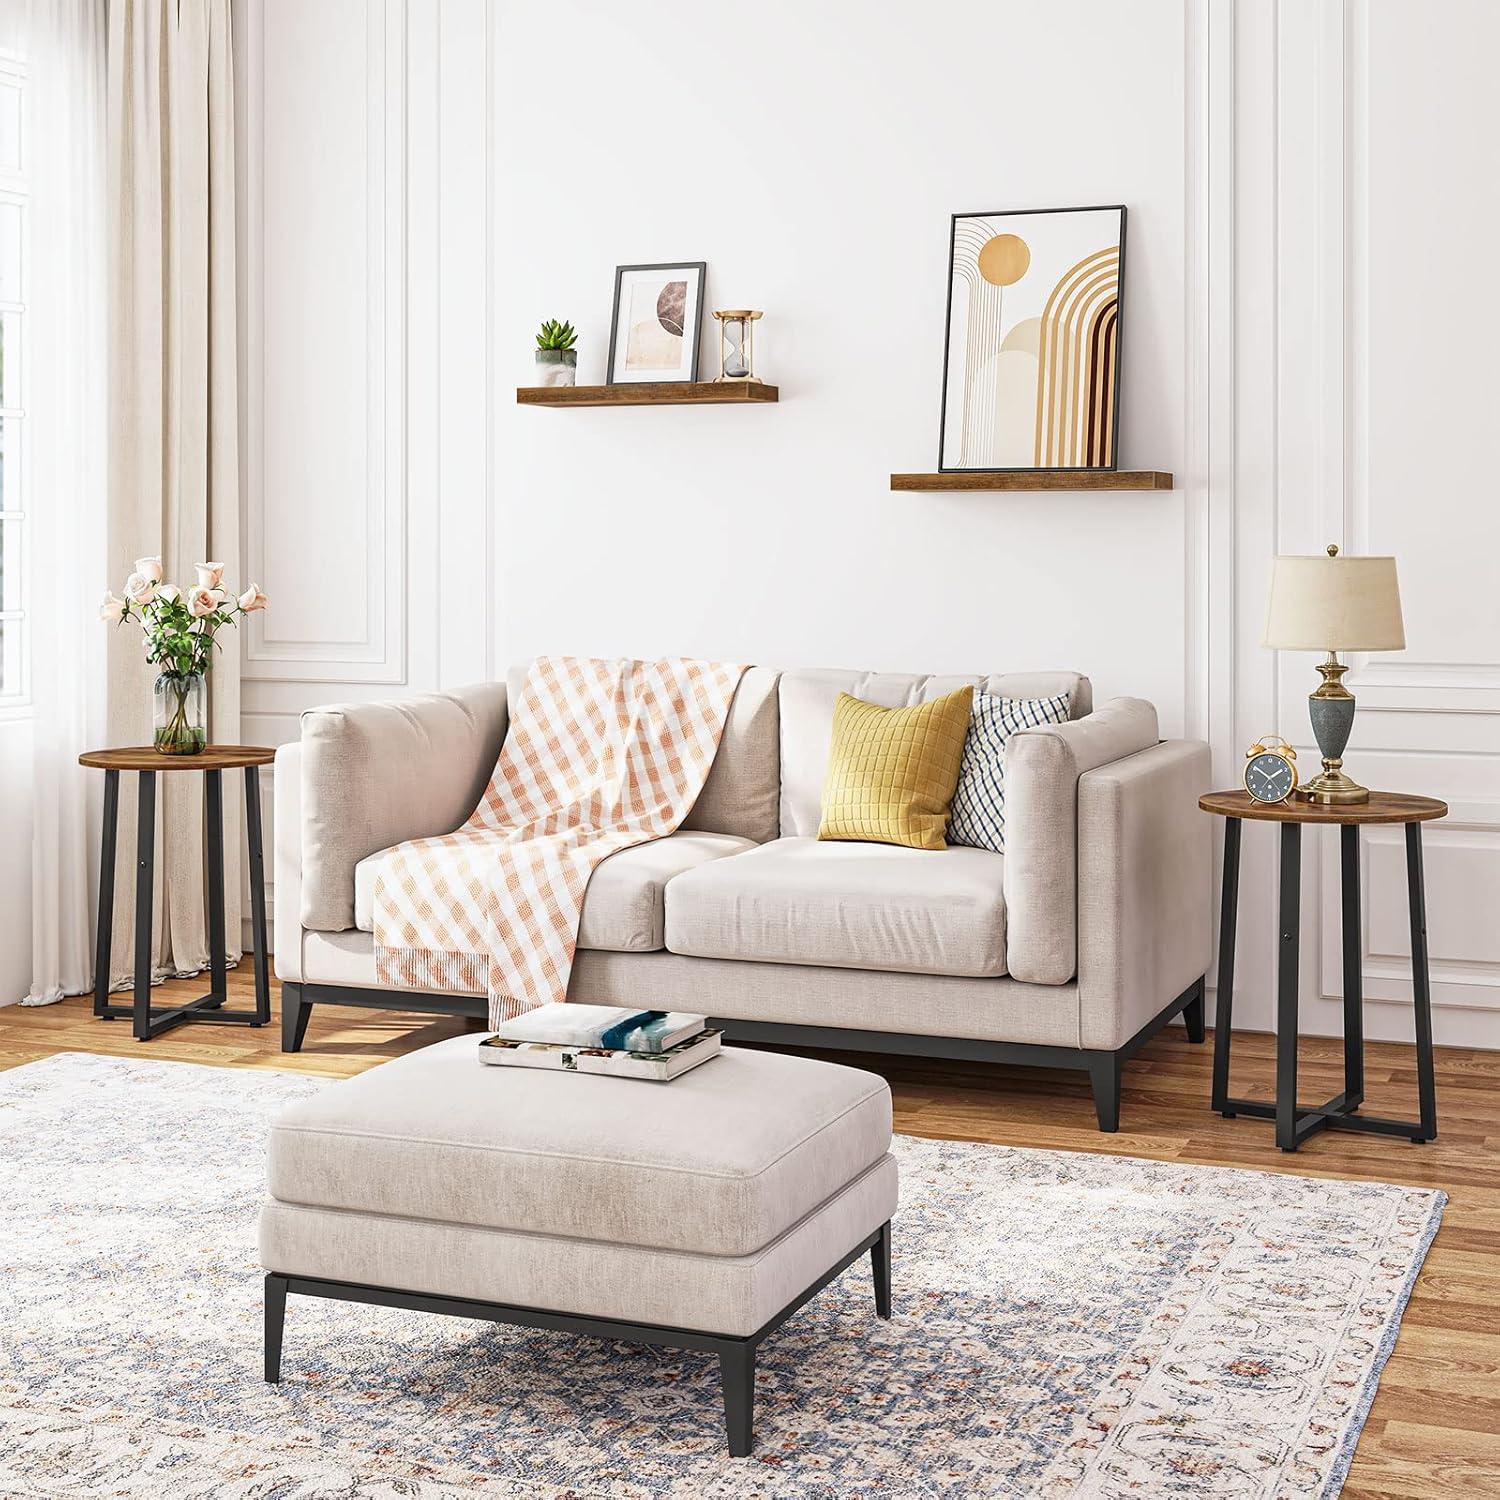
top-left (1211, 816), bottom-right (1438, 1151)
top-left (265, 1219), bottom-right (892, 1457)
top-left (93, 765), bottom-right (272, 1041)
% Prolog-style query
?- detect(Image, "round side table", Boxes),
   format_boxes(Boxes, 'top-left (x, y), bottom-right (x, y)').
top-left (1199, 789), bottom-right (1447, 1151)
top-left (79, 745), bottom-right (276, 1042)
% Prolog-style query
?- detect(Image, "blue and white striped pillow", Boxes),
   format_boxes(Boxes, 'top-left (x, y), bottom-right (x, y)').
top-left (946, 692), bottom-right (1073, 853)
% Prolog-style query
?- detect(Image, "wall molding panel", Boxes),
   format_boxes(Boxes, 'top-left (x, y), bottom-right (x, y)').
top-left (242, 0), bottom-right (408, 689)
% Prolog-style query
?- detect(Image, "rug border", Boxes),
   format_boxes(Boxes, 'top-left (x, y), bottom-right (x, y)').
top-left (1320, 1187), bottom-right (1446, 1498)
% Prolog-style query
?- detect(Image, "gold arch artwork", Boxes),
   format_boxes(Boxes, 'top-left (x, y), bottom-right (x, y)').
top-left (1034, 246), bottom-right (1119, 467)
top-left (939, 206), bottom-right (1125, 472)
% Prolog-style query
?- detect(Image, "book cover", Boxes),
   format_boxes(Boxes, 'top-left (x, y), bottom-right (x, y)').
top-left (492, 1002), bottom-right (706, 1054)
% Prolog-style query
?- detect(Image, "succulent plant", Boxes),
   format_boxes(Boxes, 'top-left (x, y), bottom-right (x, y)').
top-left (535, 318), bottom-right (578, 352)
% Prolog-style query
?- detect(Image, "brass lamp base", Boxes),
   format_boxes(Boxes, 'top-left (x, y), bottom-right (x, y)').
top-left (1297, 649), bottom-right (1369, 804)
top-left (1298, 767), bottom-right (1369, 806)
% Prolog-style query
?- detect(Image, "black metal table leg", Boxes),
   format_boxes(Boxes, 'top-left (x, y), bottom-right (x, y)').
top-left (1406, 822), bottom-right (1438, 1142)
top-left (93, 770), bottom-right (119, 1018)
top-left (1275, 823), bottom-right (1301, 1152)
top-left (132, 771), bottom-right (157, 1041)
top-left (1341, 825), bottom-right (1365, 1108)
top-left (246, 766), bottom-right (272, 1025)
top-left (1210, 817), bottom-right (1241, 1114)
top-left (205, 770), bottom-right (227, 1007)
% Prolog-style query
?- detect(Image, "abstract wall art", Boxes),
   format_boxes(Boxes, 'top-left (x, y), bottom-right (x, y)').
top-left (607, 262), bottom-right (707, 383)
top-left (938, 206), bottom-right (1125, 471)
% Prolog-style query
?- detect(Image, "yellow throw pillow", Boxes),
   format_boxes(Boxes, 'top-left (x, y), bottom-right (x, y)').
top-left (818, 686), bottom-right (975, 850)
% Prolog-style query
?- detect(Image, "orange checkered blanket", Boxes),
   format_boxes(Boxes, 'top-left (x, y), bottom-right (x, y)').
top-left (372, 656), bottom-right (746, 1026)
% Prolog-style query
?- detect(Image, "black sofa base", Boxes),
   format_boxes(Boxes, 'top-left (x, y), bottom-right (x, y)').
top-left (279, 975), bottom-right (1206, 1133)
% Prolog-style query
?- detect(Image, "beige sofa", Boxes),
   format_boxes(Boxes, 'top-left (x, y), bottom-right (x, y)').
top-left (274, 664), bottom-right (1213, 1130)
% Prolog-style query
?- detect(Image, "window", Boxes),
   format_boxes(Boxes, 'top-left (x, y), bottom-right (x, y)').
top-left (0, 46), bottom-right (24, 701)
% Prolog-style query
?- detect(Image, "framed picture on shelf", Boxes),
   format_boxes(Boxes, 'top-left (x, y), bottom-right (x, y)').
top-left (938, 205), bottom-right (1125, 473)
top-left (606, 262), bottom-right (707, 384)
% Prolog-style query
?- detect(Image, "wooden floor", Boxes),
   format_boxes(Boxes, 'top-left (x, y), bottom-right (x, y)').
top-left (3, 976), bottom-right (1497, 1498)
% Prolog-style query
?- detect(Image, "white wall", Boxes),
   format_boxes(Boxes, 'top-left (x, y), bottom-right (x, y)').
top-left (241, 0), bottom-right (1500, 1045)
top-left (492, 0), bottom-right (1188, 721)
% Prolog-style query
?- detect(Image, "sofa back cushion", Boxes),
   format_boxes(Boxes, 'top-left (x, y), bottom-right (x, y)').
top-left (778, 668), bottom-right (1092, 838)
top-left (506, 661), bottom-right (782, 845)
top-left (682, 666), bottom-right (781, 843)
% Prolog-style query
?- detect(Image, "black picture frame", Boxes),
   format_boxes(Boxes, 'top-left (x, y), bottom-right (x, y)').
top-left (937, 204), bottom-right (1126, 473)
top-left (606, 262), bottom-right (708, 384)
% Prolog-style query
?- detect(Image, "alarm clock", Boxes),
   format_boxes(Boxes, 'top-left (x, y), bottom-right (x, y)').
top-left (1244, 736), bottom-right (1299, 803)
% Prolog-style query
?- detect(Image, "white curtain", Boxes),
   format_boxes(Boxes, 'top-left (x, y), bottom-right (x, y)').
top-left (22, 0), bottom-right (108, 1006)
top-left (104, 0), bottom-right (241, 988)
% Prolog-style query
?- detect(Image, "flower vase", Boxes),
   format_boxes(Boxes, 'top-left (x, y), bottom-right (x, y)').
top-left (153, 672), bottom-right (207, 755)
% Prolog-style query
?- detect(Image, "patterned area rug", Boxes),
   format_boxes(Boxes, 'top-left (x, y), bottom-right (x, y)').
top-left (0, 1053), bottom-right (1442, 1498)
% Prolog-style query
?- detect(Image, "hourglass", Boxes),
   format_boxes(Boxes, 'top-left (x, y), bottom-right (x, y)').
top-left (712, 310), bottom-right (763, 383)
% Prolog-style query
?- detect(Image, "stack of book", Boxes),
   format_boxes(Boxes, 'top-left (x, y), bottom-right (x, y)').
top-left (478, 1003), bottom-right (721, 1082)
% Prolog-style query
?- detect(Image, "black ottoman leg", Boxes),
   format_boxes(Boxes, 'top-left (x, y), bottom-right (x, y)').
top-left (264, 1274), bottom-right (287, 1383)
top-left (719, 1343), bottom-right (755, 1457)
top-left (872, 1221), bottom-right (892, 1318)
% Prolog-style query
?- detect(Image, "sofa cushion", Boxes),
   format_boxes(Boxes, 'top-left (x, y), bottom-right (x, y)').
top-left (818, 687), bottom-right (973, 850)
top-left (265, 1033), bottom-right (893, 1258)
top-left (665, 836), bottom-right (1008, 978)
top-left (507, 661), bottom-right (782, 845)
top-left (947, 690), bottom-right (1074, 854)
top-left (300, 683), bottom-right (510, 931)
top-left (778, 667), bottom-right (1091, 838)
top-left (353, 830), bottom-right (755, 953)
top-left (682, 665), bottom-right (781, 844)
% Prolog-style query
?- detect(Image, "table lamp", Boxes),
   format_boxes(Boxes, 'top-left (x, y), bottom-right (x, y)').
top-left (1263, 544), bottom-right (1405, 805)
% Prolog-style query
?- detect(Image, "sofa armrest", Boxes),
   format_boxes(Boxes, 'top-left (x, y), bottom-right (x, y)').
top-left (1077, 739), bottom-right (1213, 1050)
top-left (298, 681), bottom-right (509, 931)
top-left (274, 741), bottom-right (303, 981)
top-left (1003, 697), bottom-right (1159, 983)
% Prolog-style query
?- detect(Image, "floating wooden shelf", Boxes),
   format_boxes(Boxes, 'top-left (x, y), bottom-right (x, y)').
top-left (890, 470), bottom-right (1174, 492)
top-left (518, 381), bottom-right (778, 408)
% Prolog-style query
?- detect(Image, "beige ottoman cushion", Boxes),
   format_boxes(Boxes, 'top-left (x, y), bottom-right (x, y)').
top-left (260, 1154), bottom-right (897, 1338)
top-left (265, 1036), bottom-right (893, 1258)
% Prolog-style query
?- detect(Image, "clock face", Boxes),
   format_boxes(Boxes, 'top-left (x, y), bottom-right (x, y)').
top-left (1245, 751), bottom-right (1295, 803)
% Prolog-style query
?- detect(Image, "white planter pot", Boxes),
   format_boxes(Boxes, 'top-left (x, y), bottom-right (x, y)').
top-left (535, 349), bottom-right (577, 387)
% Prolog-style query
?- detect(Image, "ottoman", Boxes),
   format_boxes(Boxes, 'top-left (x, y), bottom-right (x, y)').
top-left (259, 1034), bottom-right (898, 1455)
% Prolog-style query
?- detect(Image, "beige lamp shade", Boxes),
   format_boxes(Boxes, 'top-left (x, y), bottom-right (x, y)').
top-left (1263, 552), bottom-right (1405, 651)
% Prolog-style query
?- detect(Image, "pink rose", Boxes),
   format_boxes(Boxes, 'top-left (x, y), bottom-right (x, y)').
top-left (187, 585), bottom-right (219, 618)
top-left (125, 571), bottom-right (158, 605)
top-left (237, 583), bottom-right (268, 612)
top-left (99, 592), bottom-right (128, 623)
top-left (195, 561), bottom-right (225, 589)
top-left (134, 556), bottom-right (163, 584)
top-left (156, 583), bottom-right (181, 603)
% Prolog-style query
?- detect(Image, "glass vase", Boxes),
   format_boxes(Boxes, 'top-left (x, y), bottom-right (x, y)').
top-left (153, 672), bottom-right (207, 755)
